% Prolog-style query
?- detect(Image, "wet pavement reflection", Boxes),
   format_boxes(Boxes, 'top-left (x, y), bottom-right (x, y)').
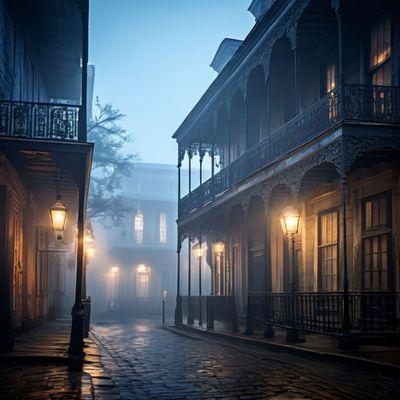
top-left (92, 316), bottom-right (400, 400)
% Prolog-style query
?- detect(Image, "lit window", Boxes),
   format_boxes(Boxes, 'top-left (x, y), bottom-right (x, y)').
top-left (326, 64), bottom-right (338, 120)
top-left (159, 213), bottom-right (167, 244)
top-left (370, 13), bottom-right (391, 85)
top-left (318, 210), bottom-right (338, 291)
top-left (134, 211), bottom-right (143, 244)
top-left (136, 265), bottom-right (149, 298)
top-left (326, 64), bottom-right (336, 93)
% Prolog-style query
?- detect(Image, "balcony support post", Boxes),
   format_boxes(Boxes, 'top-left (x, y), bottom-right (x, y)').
top-left (199, 145), bottom-right (205, 186)
top-left (175, 233), bottom-right (183, 326)
top-left (286, 235), bottom-right (303, 343)
top-left (187, 232), bottom-right (194, 326)
top-left (293, 46), bottom-right (299, 115)
top-left (339, 175), bottom-right (357, 349)
top-left (78, 0), bottom-right (89, 142)
top-left (262, 197), bottom-right (274, 338)
top-left (188, 148), bottom-right (192, 194)
top-left (341, 177), bottom-right (351, 332)
top-left (69, 164), bottom-right (87, 362)
top-left (243, 202), bottom-right (253, 336)
top-left (198, 231), bottom-right (203, 326)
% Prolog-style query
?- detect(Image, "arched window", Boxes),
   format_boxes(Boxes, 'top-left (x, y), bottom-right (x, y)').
top-left (134, 211), bottom-right (144, 244)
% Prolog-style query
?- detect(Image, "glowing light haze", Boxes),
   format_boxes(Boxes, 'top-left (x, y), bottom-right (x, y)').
top-left (90, 0), bottom-right (254, 164)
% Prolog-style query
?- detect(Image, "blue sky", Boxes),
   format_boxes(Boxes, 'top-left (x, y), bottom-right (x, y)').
top-left (89, 0), bottom-right (254, 164)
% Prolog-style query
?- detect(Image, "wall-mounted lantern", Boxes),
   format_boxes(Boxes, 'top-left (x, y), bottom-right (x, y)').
top-left (50, 200), bottom-right (67, 240)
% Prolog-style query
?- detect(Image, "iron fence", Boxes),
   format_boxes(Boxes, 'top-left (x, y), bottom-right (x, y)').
top-left (180, 295), bottom-right (236, 330)
top-left (248, 291), bottom-right (399, 335)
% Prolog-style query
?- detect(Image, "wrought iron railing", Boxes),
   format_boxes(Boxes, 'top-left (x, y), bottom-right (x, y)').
top-left (0, 100), bottom-right (81, 141)
top-left (180, 84), bottom-right (400, 217)
top-left (180, 295), bottom-right (236, 330)
top-left (248, 292), bottom-right (399, 335)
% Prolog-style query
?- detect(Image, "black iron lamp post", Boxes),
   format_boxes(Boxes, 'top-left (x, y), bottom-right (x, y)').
top-left (280, 206), bottom-right (303, 343)
top-left (193, 238), bottom-right (206, 326)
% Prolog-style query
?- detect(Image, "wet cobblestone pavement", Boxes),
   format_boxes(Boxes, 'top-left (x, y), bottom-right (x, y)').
top-left (92, 317), bottom-right (400, 400)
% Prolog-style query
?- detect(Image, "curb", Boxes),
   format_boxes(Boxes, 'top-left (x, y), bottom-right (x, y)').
top-left (166, 324), bottom-right (400, 376)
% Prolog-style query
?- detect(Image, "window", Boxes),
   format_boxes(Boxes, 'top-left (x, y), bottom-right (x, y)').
top-left (159, 213), bottom-right (167, 244)
top-left (326, 64), bottom-right (336, 93)
top-left (370, 13), bottom-right (391, 86)
top-left (136, 273), bottom-right (149, 298)
top-left (134, 211), bottom-right (144, 244)
top-left (362, 192), bottom-right (391, 291)
top-left (325, 63), bottom-right (338, 120)
top-left (318, 210), bottom-right (338, 291)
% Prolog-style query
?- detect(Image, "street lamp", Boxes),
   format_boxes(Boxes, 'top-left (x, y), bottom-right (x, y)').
top-left (193, 242), bottom-right (206, 260)
top-left (50, 200), bottom-right (67, 240)
top-left (193, 240), bottom-right (206, 326)
top-left (86, 245), bottom-right (95, 259)
top-left (280, 206), bottom-right (300, 237)
top-left (212, 241), bottom-right (225, 256)
top-left (280, 205), bottom-right (302, 343)
top-left (212, 241), bottom-right (225, 296)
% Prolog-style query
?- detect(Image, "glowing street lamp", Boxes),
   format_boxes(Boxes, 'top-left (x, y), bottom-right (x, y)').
top-left (212, 241), bottom-right (225, 256)
top-left (50, 200), bottom-right (67, 240)
top-left (111, 266), bottom-right (119, 274)
top-left (86, 245), bottom-right (95, 259)
top-left (280, 205), bottom-right (302, 342)
top-left (280, 206), bottom-right (300, 237)
top-left (84, 223), bottom-right (96, 260)
top-left (193, 242), bottom-right (206, 260)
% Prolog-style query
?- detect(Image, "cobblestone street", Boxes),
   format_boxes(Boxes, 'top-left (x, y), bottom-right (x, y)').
top-left (92, 317), bottom-right (400, 399)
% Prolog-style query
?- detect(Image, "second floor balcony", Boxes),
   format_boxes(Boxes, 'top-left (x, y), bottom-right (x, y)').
top-left (179, 84), bottom-right (400, 218)
top-left (0, 100), bottom-right (82, 142)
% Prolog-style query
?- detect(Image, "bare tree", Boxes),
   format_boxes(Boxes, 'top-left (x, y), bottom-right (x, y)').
top-left (87, 98), bottom-right (139, 226)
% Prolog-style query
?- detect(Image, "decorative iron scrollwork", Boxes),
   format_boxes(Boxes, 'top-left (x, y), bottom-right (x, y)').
top-left (0, 100), bottom-right (80, 141)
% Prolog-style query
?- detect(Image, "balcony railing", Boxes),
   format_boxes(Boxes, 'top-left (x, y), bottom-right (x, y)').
top-left (0, 100), bottom-right (81, 141)
top-left (248, 292), bottom-right (399, 335)
top-left (180, 84), bottom-right (400, 217)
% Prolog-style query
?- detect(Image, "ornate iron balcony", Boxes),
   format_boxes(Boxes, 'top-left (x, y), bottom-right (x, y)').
top-left (180, 84), bottom-right (400, 218)
top-left (0, 100), bottom-right (81, 141)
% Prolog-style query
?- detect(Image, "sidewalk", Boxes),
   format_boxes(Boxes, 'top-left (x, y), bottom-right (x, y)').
top-left (0, 319), bottom-right (120, 399)
top-left (170, 322), bottom-right (400, 374)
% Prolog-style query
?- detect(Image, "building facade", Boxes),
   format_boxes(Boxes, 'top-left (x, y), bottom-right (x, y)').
top-left (0, 0), bottom-right (92, 353)
top-left (174, 0), bottom-right (400, 346)
top-left (106, 163), bottom-right (178, 314)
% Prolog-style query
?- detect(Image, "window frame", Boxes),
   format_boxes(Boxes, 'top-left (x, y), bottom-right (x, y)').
top-left (361, 191), bottom-right (392, 291)
top-left (134, 210), bottom-right (144, 244)
top-left (317, 208), bottom-right (339, 292)
top-left (159, 212), bottom-right (167, 244)
top-left (368, 12), bottom-right (392, 86)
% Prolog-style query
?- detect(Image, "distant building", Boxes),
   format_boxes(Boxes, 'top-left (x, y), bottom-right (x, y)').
top-left (106, 163), bottom-right (180, 314)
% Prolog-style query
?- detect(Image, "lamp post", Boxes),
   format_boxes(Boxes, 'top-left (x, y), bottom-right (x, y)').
top-left (193, 239), bottom-right (206, 326)
top-left (212, 242), bottom-right (225, 295)
top-left (280, 206), bottom-right (302, 343)
top-left (110, 266), bottom-right (119, 311)
top-left (162, 290), bottom-right (167, 325)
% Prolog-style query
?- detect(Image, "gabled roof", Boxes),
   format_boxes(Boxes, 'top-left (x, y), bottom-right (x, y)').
top-left (210, 38), bottom-right (243, 74)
